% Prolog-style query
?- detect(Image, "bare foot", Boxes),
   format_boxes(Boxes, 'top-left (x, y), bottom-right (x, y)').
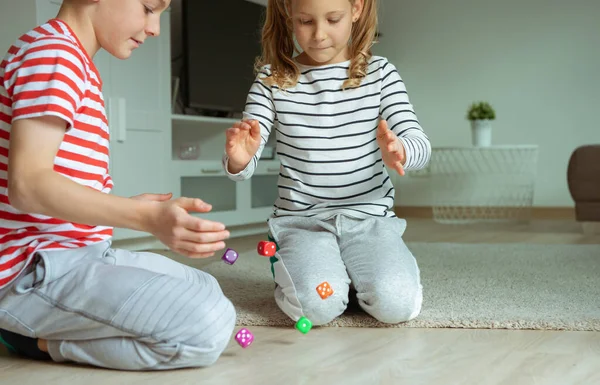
top-left (37, 339), bottom-right (48, 353)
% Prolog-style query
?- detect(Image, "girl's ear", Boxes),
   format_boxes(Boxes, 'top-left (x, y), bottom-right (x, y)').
top-left (352, 0), bottom-right (364, 22)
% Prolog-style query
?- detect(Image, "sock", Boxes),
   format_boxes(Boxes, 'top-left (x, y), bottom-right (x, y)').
top-left (0, 332), bottom-right (17, 353)
top-left (0, 329), bottom-right (52, 360)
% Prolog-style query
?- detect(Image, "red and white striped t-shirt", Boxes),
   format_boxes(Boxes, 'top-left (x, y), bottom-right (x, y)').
top-left (0, 19), bottom-right (113, 290)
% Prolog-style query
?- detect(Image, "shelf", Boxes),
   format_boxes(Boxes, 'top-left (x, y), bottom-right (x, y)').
top-left (181, 175), bottom-right (237, 212)
top-left (251, 174), bottom-right (279, 208)
top-left (171, 159), bottom-right (280, 177)
top-left (172, 113), bottom-right (239, 126)
top-left (191, 207), bottom-right (274, 227)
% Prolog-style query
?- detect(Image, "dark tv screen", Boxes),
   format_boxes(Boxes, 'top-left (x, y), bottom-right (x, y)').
top-left (182, 0), bottom-right (264, 115)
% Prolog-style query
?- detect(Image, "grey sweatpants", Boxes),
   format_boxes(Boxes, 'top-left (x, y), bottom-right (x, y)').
top-left (0, 241), bottom-right (236, 370)
top-left (268, 215), bottom-right (422, 325)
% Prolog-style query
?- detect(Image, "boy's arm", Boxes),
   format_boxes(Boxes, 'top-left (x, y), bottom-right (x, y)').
top-left (9, 116), bottom-right (229, 258)
top-left (380, 59), bottom-right (431, 170)
top-left (9, 115), bottom-right (147, 230)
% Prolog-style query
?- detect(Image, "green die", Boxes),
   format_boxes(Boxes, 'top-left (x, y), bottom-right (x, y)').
top-left (295, 316), bottom-right (312, 334)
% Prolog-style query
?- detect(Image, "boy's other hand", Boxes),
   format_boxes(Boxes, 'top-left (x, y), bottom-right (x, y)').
top-left (143, 197), bottom-right (230, 259)
top-left (376, 120), bottom-right (406, 176)
top-left (225, 119), bottom-right (261, 174)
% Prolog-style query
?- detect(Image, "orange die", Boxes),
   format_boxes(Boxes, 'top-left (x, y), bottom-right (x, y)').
top-left (316, 281), bottom-right (334, 299)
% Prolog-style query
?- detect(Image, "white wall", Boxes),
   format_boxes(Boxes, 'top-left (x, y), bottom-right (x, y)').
top-left (0, 0), bottom-right (37, 56)
top-left (375, 0), bottom-right (600, 207)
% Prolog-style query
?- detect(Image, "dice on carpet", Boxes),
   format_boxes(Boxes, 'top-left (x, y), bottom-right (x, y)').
top-left (295, 316), bottom-right (312, 334)
top-left (235, 328), bottom-right (254, 348)
top-left (257, 240), bottom-right (276, 257)
top-left (222, 248), bottom-right (239, 265)
top-left (316, 281), bottom-right (334, 299)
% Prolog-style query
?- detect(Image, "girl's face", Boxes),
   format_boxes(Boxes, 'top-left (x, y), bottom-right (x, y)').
top-left (290, 0), bottom-right (363, 66)
top-left (93, 0), bottom-right (170, 59)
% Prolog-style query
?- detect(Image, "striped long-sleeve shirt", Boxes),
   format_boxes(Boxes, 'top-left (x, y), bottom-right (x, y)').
top-left (223, 56), bottom-right (431, 219)
top-left (0, 20), bottom-right (113, 290)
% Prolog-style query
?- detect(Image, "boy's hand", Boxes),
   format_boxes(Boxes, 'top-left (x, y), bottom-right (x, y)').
top-left (225, 119), bottom-right (261, 174)
top-left (376, 120), bottom-right (406, 176)
top-left (143, 197), bottom-right (230, 259)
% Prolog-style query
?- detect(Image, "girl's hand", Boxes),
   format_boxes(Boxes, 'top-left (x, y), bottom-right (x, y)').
top-left (225, 119), bottom-right (261, 174)
top-left (376, 120), bottom-right (407, 176)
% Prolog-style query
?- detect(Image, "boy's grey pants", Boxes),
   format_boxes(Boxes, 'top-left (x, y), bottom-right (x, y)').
top-left (268, 215), bottom-right (423, 325)
top-left (0, 241), bottom-right (236, 370)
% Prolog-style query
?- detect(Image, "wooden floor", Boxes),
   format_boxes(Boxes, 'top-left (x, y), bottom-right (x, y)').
top-left (1, 218), bottom-right (599, 385)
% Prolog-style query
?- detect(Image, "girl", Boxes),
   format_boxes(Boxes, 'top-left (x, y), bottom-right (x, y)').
top-left (223, 0), bottom-right (431, 326)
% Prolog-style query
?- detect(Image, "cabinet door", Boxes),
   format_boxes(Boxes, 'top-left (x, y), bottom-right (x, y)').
top-left (106, 11), bottom-right (172, 240)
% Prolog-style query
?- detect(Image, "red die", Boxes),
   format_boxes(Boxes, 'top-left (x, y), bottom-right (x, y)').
top-left (316, 281), bottom-right (334, 299)
top-left (257, 241), bottom-right (276, 257)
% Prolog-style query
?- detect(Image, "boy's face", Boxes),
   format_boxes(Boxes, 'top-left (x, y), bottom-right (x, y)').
top-left (92, 0), bottom-right (170, 60)
top-left (291, 0), bottom-right (362, 66)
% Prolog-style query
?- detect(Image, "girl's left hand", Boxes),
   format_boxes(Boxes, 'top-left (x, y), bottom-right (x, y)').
top-left (376, 120), bottom-right (406, 176)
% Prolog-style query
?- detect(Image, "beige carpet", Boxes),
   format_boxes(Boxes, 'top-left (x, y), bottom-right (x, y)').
top-left (198, 242), bottom-right (600, 331)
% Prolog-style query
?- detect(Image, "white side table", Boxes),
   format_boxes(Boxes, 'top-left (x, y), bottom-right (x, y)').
top-left (429, 145), bottom-right (539, 224)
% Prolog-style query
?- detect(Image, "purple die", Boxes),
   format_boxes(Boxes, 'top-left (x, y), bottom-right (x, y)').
top-left (222, 248), bottom-right (238, 265)
top-left (235, 328), bottom-right (254, 348)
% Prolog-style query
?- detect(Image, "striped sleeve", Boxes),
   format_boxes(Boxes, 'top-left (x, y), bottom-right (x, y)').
top-left (223, 67), bottom-right (276, 181)
top-left (2, 37), bottom-right (87, 128)
top-left (379, 59), bottom-right (431, 170)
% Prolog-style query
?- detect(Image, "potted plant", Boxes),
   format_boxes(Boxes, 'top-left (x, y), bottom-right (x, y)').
top-left (467, 102), bottom-right (496, 147)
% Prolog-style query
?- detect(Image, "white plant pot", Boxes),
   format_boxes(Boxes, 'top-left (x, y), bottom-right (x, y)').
top-left (471, 120), bottom-right (493, 147)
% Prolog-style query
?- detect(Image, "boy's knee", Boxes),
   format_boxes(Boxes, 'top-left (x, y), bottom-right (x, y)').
top-left (361, 280), bottom-right (422, 324)
top-left (180, 294), bottom-right (237, 367)
top-left (186, 268), bottom-right (225, 295)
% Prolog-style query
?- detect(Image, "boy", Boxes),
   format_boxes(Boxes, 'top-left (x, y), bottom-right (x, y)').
top-left (0, 0), bottom-right (236, 370)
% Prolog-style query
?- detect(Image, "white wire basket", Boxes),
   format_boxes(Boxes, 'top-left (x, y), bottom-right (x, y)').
top-left (430, 145), bottom-right (539, 224)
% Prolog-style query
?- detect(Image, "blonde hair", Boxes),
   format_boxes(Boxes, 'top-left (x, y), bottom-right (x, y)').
top-left (256, 0), bottom-right (379, 89)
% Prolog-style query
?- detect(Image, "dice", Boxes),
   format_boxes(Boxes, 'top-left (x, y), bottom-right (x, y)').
top-left (222, 248), bottom-right (238, 265)
top-left (235, 328), bottom-right (254, 348)
top-left (316, 281), bottom-right (334, 299)
top-left (257, 241), bottom-right (276, 257)
top-left (295, 316), bottom-right (312, 334)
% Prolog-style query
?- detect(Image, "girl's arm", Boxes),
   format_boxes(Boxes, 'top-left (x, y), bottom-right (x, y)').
top-left (223, 68), bottom-right (277, 181)
top-left (379, 59), bottom-right (432, 170)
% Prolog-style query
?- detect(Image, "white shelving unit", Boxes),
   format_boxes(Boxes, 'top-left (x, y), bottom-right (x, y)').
top-left (169, 114), bottom-right (280, 237)
top-left (172, 113), bottom-right (239, 126)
